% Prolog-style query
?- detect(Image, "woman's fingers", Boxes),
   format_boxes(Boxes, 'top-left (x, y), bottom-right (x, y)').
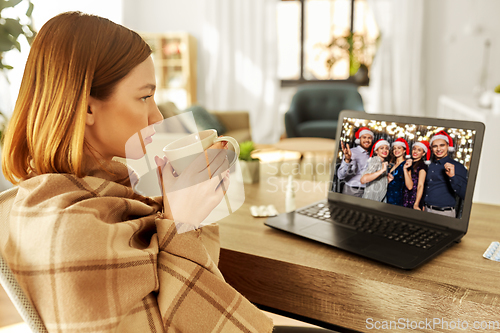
top-left (210, 166), bottom-right (230, 190)
top-left (212, 172), bottom-right (231, 204)
top-left (210, 152), bottom-right (230, 177)
top-left (165, 148), bottom-right (229, 194)
top-left (188, 146), bottom-right (228, 177)
top-left (208, 140), bottom-right (227, 150)
top-left (154, 155), bottom-right (166, 169)
top-left (156, 155), bottom-right (176, 183)
top-left (186, 146), bottom-right (224, 174)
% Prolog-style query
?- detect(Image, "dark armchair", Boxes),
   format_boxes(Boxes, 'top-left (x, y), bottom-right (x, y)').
top-left (284, 83), bottom-right (364, 139)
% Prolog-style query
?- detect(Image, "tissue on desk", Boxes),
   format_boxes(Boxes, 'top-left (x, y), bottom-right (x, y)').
top-left (483, 241), bottom-right (500, 262)
top-left (250, 205), bottom-right (278, 218)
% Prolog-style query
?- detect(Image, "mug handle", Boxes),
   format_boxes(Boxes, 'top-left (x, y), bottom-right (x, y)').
top-left (214, 136), bottom-right (240, 168)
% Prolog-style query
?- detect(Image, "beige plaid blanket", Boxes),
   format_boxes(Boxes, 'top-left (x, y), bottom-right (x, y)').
top-left (2, 160), bottom-right (273, 332)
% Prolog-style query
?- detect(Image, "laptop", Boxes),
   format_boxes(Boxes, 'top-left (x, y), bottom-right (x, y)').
top-left (265, 110), bottom-right (485, 269)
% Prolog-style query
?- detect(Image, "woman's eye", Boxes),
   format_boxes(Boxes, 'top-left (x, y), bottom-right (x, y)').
top-left (141, 95), bottom-right (152, 102)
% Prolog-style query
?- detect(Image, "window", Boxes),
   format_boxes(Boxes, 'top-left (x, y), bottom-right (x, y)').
top-left (277, 0), bottom-right (379, 86)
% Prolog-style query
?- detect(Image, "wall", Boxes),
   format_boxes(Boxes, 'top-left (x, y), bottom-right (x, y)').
top-left (423, 0), bottom-right (500, 116)
top-left (122, 0), bottom-right (206, 105)
top-left (3, 0), bottom-right (124, 118)
top-left (423, 0), bottom-right (500, 205)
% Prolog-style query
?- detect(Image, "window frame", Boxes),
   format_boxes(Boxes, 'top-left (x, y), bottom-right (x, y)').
top-left (279, 0), bottom-right (368, 87)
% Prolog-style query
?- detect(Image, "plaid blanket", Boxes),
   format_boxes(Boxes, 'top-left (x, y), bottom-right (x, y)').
top-left (2, 160), bottom-right (273, 332)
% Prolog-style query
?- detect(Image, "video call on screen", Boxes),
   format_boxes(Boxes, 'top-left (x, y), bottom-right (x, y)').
top-left (332, 117), bottom-right (477, 219)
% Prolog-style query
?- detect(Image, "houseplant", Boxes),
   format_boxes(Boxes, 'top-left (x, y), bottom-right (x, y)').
top-left (317, 28), bottom-right (379, 85)
top-left (238, 141), bottom-right (260, 184)
top-left (0, 0), bottom-right (36, 69)
top-left (0, 0), bottom-right (35, 190)
top-left (0, 0), bottom-right (36, 139)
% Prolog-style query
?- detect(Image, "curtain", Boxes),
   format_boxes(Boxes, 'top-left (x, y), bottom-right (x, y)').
top-left (368, 0), bottom-right (425, 116)
top-left (200, 0), bottom-right (281, 144)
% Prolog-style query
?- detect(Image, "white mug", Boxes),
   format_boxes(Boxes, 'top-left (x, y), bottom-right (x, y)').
top-left (162, 129), bottom-right (240, 175)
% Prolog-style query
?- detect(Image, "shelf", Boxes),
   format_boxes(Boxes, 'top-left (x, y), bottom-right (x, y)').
top-left (140, 32), bottom-right (197, 109)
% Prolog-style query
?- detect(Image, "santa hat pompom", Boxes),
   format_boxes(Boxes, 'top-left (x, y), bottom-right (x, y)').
top-left (354, 127), bottom-right (374, 144)
top-left (430, 130), bottom-right (455, 152)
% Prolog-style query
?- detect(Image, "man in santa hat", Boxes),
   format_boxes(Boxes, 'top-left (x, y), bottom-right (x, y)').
top-left (337, 126), bottom-right (374, 197)
top-left (423, 130), bottom-right (468, 217)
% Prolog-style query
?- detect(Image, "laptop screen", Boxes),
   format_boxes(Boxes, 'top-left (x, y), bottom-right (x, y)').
top-left (330, 114), bottom-right (481, 222)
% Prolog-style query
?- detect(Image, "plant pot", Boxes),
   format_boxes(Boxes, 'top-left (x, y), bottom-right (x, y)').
top-left (353, 64), bottom-right (369, 85)
top-left (240, 160), bottom-right (260, 184)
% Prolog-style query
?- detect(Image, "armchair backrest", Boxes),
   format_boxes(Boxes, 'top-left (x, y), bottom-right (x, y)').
top-left (0, 187), bottom-right (48, 333)
top-left (291, 83), bottom-right (364, 121)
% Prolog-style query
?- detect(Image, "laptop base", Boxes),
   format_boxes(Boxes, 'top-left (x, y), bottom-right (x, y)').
top-left (264, 201), bottom-right (464, 270)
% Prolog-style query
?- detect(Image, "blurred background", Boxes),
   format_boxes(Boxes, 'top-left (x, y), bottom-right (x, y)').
top-left (1, 0), bottom-right (499, 202)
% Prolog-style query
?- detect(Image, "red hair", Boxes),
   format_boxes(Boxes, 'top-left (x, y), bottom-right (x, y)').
top-left (2, 12), bottom-right (151, 183)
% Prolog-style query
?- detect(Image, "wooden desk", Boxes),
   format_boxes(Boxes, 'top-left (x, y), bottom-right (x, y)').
top-left (271, 138), bottom-right (336, 180)
top-left (218, 177), bottom-right (500, 332)
top-left (273, 137), bottom-right (336, 155)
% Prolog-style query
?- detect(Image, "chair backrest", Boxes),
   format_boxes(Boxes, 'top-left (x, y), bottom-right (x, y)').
top-left (0, 187), bottom-right (48, 333)
top-left (292, 83), bottom-right (364, 121)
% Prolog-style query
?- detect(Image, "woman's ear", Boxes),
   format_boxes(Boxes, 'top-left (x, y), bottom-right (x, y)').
top-left (86, 96), bottom-right (98, 126)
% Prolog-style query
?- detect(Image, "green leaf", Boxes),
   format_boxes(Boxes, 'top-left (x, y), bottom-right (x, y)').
top-left (2, 0), bottom-right (23, 9)
top-left (239, 141), bottom-right (258, 161)
top-left (4, 18), bottom-right (24, 38)
top-left (12, 37), bottom-right (20, 51)
top-left (0, 35), bottom-right (16, 52)
top-left (26, 1), bottom-right (34, 17)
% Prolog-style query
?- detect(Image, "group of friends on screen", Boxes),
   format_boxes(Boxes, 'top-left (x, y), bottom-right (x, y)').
top-left (337, 127), bottom-right (468, 218)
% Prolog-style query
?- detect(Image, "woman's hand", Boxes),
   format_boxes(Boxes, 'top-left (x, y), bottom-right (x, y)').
top-left (380, 161), bottom-right (388, 173)
top-left (155, 141), bottom-right (230, 227)
top-left (404, 159), bottom-right (412, 170)
top-left (413, 203), bottom-right (421, 210)
top-left (387, 173), bottom-right (394, 183)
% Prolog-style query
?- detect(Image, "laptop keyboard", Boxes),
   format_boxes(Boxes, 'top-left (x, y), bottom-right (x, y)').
top-left (297, 202), bottom-right (449, 250)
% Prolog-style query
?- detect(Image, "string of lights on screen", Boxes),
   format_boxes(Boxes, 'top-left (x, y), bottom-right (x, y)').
top-left (339, 118), bottom-right (476, 170)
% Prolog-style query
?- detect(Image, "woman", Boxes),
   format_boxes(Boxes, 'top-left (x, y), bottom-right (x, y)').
top-left (361, 139), bottom-right (390, 202)
top-left (1, 12), bottom-right (272, 333)
top-left (386, 138), bottom-right (410, 206)
top-left (402, 140), bottom-right (430, 210)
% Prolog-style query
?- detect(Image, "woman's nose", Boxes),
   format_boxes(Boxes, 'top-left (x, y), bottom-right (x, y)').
top-left (150, 103), bottom-right (164, 124)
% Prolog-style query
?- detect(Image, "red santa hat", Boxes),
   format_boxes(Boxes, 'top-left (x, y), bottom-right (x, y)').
top-left (430, 130), bottom-right (455, 152)
top-left (355, 127), bottom-right (374, 144)
top-left (391, 138), bottom-right (411, 159)
top-left (413, 140), bottom-right (431, 165)
top-left (370, 139), bottom-right (390, 157)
